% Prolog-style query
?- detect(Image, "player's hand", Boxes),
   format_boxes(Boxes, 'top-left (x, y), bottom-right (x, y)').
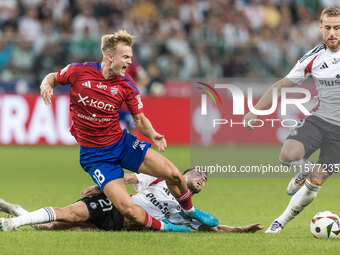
top-left (81, 185), bottom-right (102, 197)
top-left (240, 223), bottom-right (264, 233)
top-left (152, 132), bottom-right (167, 152)
top-left (243, 111), bottom-right (258, 130)
top-left (40, 83), bottom-right (54, 105)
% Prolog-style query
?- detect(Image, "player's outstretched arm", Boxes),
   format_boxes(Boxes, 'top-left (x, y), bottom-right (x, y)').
top-left (124, 173), bottom-right (138, 184)
top-left (80, 174), bottom-right (138, 197)
top-left (40, 72), bottom-right (60, 105)
top-left (80, 185), bottom-right (102, 197)
top-left (198, 223), bottom-right (263, 233)
top-left (243, 77), bottom-right (295, 130)
top-left (132, 113), bottom-right (167, 152)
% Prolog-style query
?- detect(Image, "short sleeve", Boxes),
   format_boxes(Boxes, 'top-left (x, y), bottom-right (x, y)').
top-left (56, 64), bottom-right (74, 85)
top-left (286, 61), bottom-right (309, 85)
top-left (123, 76), bottom-right (144, 115)
top-left (133, 173), bottom-right (158, 192)
top-left (286, 44), bottom-right (324, 85)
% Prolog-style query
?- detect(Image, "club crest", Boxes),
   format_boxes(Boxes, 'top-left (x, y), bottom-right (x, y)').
top-left (111, 87), bottom-right (118, 96)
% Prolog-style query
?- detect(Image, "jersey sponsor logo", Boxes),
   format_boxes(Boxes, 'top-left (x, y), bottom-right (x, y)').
top-left (136, 94), bottom-right (143, 109)
top-left (319, 79), bottom-right (340, 86)
top-left (77, 113), bottom-right (111, 122)
top-left (77, 93), bottom-right (115, 111)
top-left (111, 87), bottom-right (118, 96)
top-left (96, 82), bottom-right (107, 90)
top-left (82, 81), bottom-right (92, 88)
top-left (145, 193), bottom-right (170, 219)
top-left (320, 62), bottom-right (328, 69)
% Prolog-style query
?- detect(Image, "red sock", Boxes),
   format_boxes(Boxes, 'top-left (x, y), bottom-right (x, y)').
top-left (175, 188), bottom-right (194, 210)
top-left (143, 211), bottom-right (162, 230)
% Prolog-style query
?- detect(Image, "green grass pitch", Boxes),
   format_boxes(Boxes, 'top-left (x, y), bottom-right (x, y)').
top-left (0, 145), bottom-right (339, 255)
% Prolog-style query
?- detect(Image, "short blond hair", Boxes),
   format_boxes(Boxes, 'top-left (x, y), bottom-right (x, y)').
top-left (320, 7), bottom-right (340, 23)
top-left (101, 30), bottom-right (134, 55)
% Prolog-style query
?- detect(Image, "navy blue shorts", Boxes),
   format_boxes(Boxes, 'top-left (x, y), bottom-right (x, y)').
top-left (79, 129), bottom-right (151, 190)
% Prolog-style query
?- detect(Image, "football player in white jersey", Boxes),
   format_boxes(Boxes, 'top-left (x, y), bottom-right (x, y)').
top-left (0, 168), bottom-right (263, 233)
top-left (244, 7), bottom-right (340, 234)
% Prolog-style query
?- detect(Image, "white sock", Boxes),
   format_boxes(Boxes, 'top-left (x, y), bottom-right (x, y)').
top-left (11, 207), bottom-right (56, 228)
top-left (13, 207), bottom-right (29, 216)
top-left (182, 207), bottom-right (195, 214)
top-left (277, 180), bottom-right (320, 227)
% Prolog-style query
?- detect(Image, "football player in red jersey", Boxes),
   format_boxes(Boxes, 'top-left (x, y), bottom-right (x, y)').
top-left (38, 30), bottom-right (218, 232)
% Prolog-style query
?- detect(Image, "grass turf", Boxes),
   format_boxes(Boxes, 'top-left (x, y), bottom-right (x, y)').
top-left (0, 146), bottom-right (339, 255)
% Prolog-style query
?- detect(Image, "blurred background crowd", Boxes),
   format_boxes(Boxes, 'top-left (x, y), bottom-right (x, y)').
top-left (0, 0), bottom-right (337, 93)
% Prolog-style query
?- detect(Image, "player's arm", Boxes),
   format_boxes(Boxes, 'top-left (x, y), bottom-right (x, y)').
top-left (81, 174), bottom-right (139, 197)
top-left (198, 223), bottom-right (263, 233)
top-left (243, 77), bottom-right (295, 130)
top-left (40, 72), bottom-right (60, 105)
top-left (132, 113), bottom-right (167, 152)
top-left (124, 173), bottom-right (138, 184)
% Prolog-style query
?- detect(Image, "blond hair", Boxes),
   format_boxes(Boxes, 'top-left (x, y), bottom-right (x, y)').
top-left (320, 7), bottom-right (340, 23)
top-left (101, 30), bottom-right (134, 55)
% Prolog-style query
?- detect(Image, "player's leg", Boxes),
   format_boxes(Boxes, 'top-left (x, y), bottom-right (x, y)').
top-left (0, 201), bottom-right (90, 232)
top-left (266, 165), bottom-right (328, 234)
top-left (80, 141), bottom-right (191, 232)
top-left (281, 118), bottom-right (323, 195)
top-left (266, 117), bottom-right (338, 233)
top-left (38, 221), bottom-right (99, 231)
top-left (280, 139), bottom-right (309, 195)
top-left (103, 178), bottom-right (192, 232)
top-left (0, 198), bottom-right (29, 216)
top-left (138, 148), bottom-right (218, 227)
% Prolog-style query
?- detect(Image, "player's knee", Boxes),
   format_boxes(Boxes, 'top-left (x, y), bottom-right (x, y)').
top-left (279, 150), bottom-right (302, 163)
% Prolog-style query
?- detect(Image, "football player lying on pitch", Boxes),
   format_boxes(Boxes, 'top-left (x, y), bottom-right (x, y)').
top-left (0, 168), bottom-right (263, 233)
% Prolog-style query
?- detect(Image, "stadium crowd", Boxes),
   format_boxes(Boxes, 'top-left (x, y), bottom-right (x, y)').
top-left (0, 0), bottom-right (338, 92)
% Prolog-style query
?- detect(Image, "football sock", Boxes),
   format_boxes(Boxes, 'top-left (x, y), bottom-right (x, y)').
top-left (277, 180), bottom-right (320, 226)
top-left (11, 207), bottom-right (56, 228)
top-left (143, 211), bottom-right (163, 230)
top-left (175, 188), bottom-right (194, 213)
top-left (13, 207), bottom-right (29, 216)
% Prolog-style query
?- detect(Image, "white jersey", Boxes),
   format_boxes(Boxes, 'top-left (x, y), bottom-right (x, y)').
top-left (286, 43), bottom-right (340, 126)
top-left (131, 173), bottom-right (201, 230)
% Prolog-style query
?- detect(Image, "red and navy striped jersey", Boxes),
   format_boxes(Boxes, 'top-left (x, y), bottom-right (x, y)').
top-left (56, 62), bottom-right (144, 147)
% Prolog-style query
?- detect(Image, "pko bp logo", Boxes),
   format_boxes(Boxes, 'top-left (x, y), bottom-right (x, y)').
top-left (196, 82), bottom-right (312, 128)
